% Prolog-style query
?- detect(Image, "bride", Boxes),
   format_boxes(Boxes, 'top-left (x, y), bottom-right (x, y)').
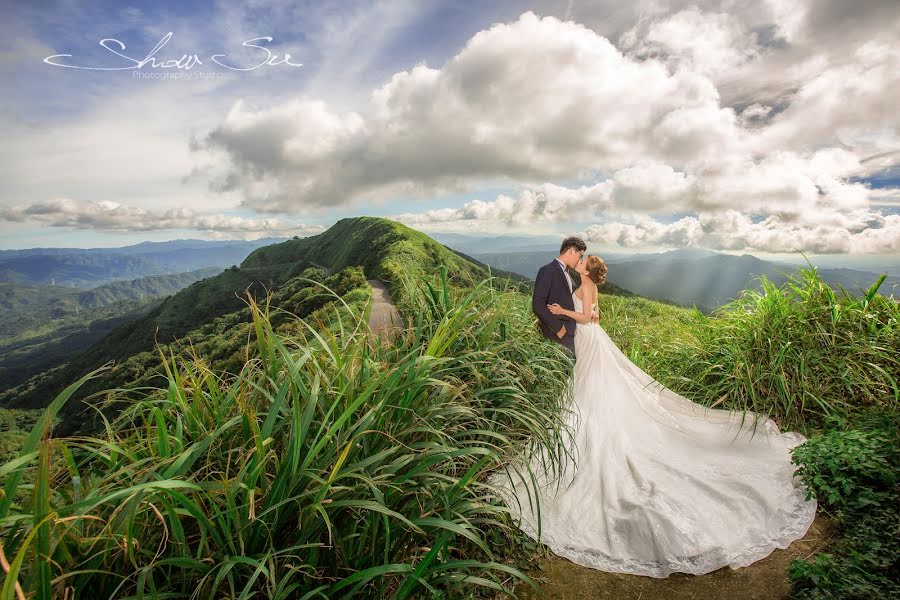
top-left (494, 254), bottom-right (818, 578)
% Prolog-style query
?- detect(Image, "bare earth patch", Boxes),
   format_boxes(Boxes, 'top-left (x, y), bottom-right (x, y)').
top-left (514, 514), bottom-right (832, 600)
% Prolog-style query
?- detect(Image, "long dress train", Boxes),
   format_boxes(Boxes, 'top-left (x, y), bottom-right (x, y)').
top-left (494, 292), bottom-right (817, 578)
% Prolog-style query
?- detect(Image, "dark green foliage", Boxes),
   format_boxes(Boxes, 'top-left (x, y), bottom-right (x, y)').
top-left (793, 414), bottom-right (898, 512)
top-left (789, 410), bottom-right (900, 599)
top-left (0, 407), bottom-right (42, 464)
top-left (0, 298), bottom-right (164, 392)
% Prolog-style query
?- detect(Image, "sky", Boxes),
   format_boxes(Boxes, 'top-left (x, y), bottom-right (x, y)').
top-left (1, 0), bottom-right (899, 261)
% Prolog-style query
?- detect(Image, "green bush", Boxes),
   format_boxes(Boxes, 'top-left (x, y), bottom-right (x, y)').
top-left (789, 409), bottom-right (900, 599)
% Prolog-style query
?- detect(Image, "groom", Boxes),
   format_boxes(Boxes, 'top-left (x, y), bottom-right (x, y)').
top-left (532, 236), bottom-right (595, 359)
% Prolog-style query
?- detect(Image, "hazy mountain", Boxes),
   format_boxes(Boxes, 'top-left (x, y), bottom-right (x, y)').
top-left (610, 254), bottom-right (898, 312)
top-left (600, 247), bottom-right (722, 264)
top-left (0, 267), bottom-right (223, 339)
top-left (774, 254), bottom-right (900, 277)
top-left (472, 250), bottom-right (646, 278)
top-left (430, 233), bottom-right (562, 254)
top-left (474, 248), bottom-right (898, 313)
top-left (0, 268), bottom-right (224, 392)
top-left (0, 238), bottom-right (289, 287)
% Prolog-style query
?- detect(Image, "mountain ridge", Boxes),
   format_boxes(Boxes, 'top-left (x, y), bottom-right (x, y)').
top-left (0, 218), bottom-right (544, 429)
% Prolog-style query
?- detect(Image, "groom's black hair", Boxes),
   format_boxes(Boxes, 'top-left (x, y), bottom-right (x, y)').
top-left (560, 236), bottom-right (587, 255)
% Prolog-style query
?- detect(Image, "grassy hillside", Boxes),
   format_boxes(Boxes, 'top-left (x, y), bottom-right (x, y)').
top-left (0, 218), bottom-right (527, 431)
top-left (1, 265), bottom-right (370, 433)
top-left (2, 217), bottom-right (896, 598)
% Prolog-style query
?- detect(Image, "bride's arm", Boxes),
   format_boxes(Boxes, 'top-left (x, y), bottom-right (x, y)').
top-left (548, 285), bottom-right (594, 323)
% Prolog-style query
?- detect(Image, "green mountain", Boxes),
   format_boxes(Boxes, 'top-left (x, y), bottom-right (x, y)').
top-left (241, 216), bottom-right (500, 284)
top-left (0, 217), bottom-right (534, 432)
top-left (0, 268), bottom-right (224, 392)
top-left (0, 268), bottom-right (223, 339)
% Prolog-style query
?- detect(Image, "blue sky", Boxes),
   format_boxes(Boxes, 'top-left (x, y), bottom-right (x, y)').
top-left (1, 0), bottom-right (899, 261)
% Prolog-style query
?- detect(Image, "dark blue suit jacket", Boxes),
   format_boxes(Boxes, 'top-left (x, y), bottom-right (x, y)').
top-left (532, 259), bottom-right (576, 354)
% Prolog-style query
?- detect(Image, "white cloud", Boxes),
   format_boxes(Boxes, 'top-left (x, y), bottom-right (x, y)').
top-left (0, 197), bottom-right (323, 237)
top-left (200, 11), bottom-right (750, 212)
top-left (4, 1), bottom-right (899, 255)
top-left (200, 8), bottom-right (896, 243)
top-left (580, 209), bottom-right (900, 254)
top-left (393, 180), bottom-right (615, 227)
top-left (619, 7), bottom-right (763, 79)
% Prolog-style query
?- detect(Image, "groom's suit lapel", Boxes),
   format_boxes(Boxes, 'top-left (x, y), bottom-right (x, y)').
top-left (551, 259), bottom-right (569, 293)
top-left (550, 260), bottom-right (575, 310)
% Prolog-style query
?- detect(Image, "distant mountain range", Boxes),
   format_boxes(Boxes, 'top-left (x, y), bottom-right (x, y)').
top-left (474, 247), bottom-right (899, 313)
top-left (0, 237), bottom-right (288, 288)
top-left (430, 233), bottom-right (562, 254)
top-left (0, 268), bottom-right (224, 392)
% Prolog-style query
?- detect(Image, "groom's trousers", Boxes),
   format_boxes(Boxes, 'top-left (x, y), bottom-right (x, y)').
top-left (556, 332), bottom-right (576, 359)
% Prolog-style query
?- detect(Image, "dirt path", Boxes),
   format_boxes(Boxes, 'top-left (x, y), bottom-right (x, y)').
top-left (368, 279), bottom-right (402, 342)
top-left (515, 514), bottom-right (831, 600)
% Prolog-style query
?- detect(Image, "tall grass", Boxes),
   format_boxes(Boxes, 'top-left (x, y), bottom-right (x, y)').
top-left (0, 271), bottom-right (572, 598)
top-left (657, 267), bottom-right (899, 431)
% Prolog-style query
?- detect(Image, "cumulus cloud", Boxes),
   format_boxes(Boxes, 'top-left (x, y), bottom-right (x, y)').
top-left (618, 7), bottom-right (764, 79)
top-left (580, 209), bottom-right (900, 254)
top-left (5, 1), bottom-right (898, 255)
top-left (195, 7), bottom-right (897, 256)
top-left (394, 181), bottom-right (615, 226)
top-left (199, 11), bottom-right (750, 212)
top-left (393, 178), bottom-right (900, 255)
top-left (379, 5), bottom-right (898, 255)
top-left (393, 148), bottom-right (874, 220)
top-left (0, 198), bottom-right (324, 237)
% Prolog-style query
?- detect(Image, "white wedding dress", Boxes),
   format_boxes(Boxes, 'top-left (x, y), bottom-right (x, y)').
top-left (494, 291), bottom-right (817, 578)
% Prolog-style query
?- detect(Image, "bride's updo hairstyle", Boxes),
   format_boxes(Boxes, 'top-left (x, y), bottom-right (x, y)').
top-left (585, 256), bottom-right (608, 285)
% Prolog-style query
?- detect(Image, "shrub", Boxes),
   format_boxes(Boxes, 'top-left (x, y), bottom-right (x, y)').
top-left (789, 409), bottom-right (900, 599)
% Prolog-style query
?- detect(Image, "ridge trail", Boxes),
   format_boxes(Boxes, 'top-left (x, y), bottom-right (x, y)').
top-left (368, 279), bottom-right (401, 342)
